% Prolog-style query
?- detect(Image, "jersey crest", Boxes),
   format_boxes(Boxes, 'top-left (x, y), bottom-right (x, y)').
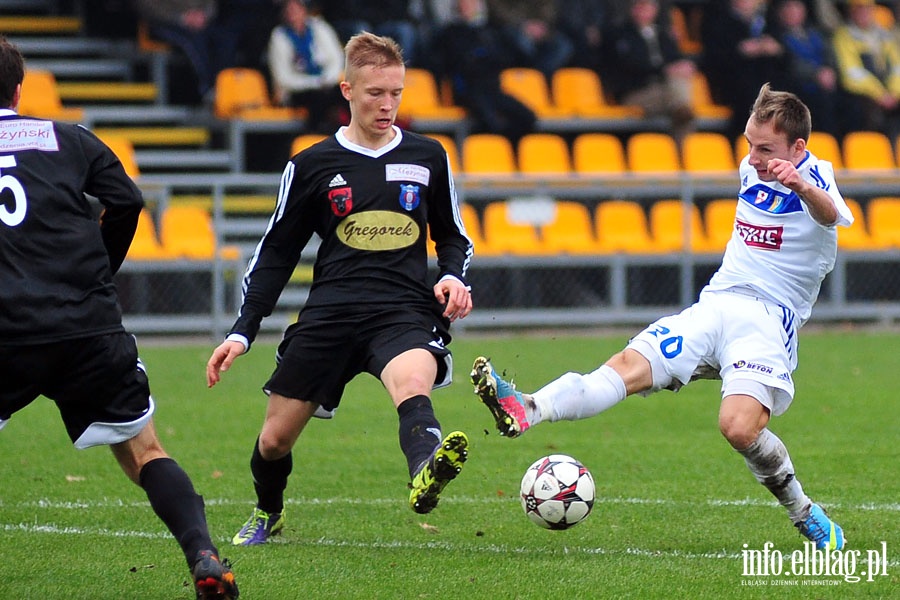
top-left (328, 187), bottom-right (353, 216)
top-left (399, 184), bottom-right (420, 211)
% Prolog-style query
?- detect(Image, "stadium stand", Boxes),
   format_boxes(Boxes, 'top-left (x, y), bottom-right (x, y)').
top-left (626, 132), bottom-right (682, 173)
top-left (867, 197), bottom-right (900, 248)
top-left (594, 200), bottom-right (658, 254)
top-left (842, 131), bottom-right (896, 171)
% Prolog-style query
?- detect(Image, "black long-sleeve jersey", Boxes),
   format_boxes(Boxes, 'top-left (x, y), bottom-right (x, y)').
top-left (0, 111), bottom-right (143, 345)
top-left (229, 127), bottom-right (473, 346)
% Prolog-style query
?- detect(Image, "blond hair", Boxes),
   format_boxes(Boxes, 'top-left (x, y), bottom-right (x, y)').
top-left (750, 83), bottom-right (812, 143)
top-left (344, 31), bottom-right (404, 83)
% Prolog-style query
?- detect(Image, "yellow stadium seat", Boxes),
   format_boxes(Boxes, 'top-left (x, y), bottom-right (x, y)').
top-left (160, 205), bottom-right (241, 260)
top-left (691, 72), bottom-right (731, 120)
top-left (594, 200), bottom-right (658, 253)
top-left (868, 197), bottom-right (900, 248)
top-left (399, 68), bottom-right (466, 120)
top-left (704, 199), bottom-right (736, 252)
top-left (551, 67), bottom-right (643, 119)
top-left (482, 200), bottom-right (545, 255)
top-left (681, 131), bottom-right (736, 174)
top-left (540, 201), bottom-right (601, 254)
top-left (734, 134), bottom-right (748, 166)
top-left (838, 198), bottom-right (880, 250)
top-left (572, 133), bottom-right (627, 175)
top-left (670, 5), bottom-right (701, 55)
top-left (842, 130), bottom-right (896, 171)
top-left (290, 134), bottom-right (327, 157)
top-left (426, 133), bottom-right (461, 174)
top-left (501, 67), bottom-right (574, 118)
top-left (807, 131), bottom-right (843, 169)
top-left (214, 67), bottom-right (305, 120)
top-left (462, 133), bottom-right (516, 174)
top-left (459, 203), bottom-right (499, 256)
top-left (649, 199), bottom-right (713, 252)
top-left (518, 133), bottom-right (571, 175)
top-left (128, 209), bottom-right (175, 260)
top-left (627, 132), bottom-right (681, 173)
top-left (96, 134), bottom-right (140, 180)
top-left (19, 69), bottom-right (84, 122)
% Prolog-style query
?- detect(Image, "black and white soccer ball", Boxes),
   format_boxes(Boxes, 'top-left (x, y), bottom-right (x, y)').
top-left (520, 454), bottom-right (595, 530)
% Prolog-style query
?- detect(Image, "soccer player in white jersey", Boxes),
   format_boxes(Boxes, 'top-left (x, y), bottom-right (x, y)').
top-left (472, 83), bottom-right (850, 550)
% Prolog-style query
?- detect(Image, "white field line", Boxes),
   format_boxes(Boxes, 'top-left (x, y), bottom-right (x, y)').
top-left (3, 495), bottom-right (900, 512)
top-left (2, 495), bottom-right (898, 568)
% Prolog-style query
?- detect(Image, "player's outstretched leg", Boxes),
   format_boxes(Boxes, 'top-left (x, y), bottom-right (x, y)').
top-left (795, 503), bottom-right (845, 550)
top-left (471, 356), bottom-right (532, 437)
top-left (408, 431), bottom-right (469, 514)
top-left (232, 507), bottom-right (285, 546)
top-left (192, 550), bottom-right (239, 599)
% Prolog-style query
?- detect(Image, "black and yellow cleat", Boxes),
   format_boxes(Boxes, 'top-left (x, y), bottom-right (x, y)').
top-left (408, 431), bottom-right (469, 514)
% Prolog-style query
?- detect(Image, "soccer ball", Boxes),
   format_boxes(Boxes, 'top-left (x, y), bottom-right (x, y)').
top-left (520, 454), bottom-right (595, 530)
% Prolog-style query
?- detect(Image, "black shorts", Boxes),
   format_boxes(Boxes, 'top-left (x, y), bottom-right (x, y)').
top-left (0, 332), bottom-right (154, 448)
top-left (264, 305), bottom-right (453, 412)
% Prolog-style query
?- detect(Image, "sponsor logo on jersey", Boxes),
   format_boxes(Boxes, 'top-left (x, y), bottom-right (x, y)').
top-left (732, 360), bottom-right (774, 375)
top-left (736, 218), bottom-right (783, 250)
top-left (328, 187), bottom-right (353, 216)
top-left (328, 173), bottom-right (347, 187)
top-left (337, 210), bottom-right (420, 250)
top-left (399, 184), bottom-right (420, 211)
top-left (0, 119), bottom-right (59, 152)
top-left (386, 163), bottom-right (430, 186)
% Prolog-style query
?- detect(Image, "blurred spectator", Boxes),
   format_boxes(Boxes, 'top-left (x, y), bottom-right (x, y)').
top-left (268, 0), bottom-right (347, 133)
top-left (772, 0), bottom-right (841, 137)
top-left (602, 0), bottom-right (696, 139)
top-left (318, 0), bottom-right (421, 65)
top-left (556, 0), bottom-right (608, 70)
top-left (486, 0), bottom-right (575, 81)
top-left (134, 0), bottom-right (233, 103)
top-left (701, 0), bottom-right (786, 138)
top-left (832, 0), bottom-right (900, 137)
top-left (410, 0), bottom-right (457, 71)
top-left (218, 0), bottom-right (281, 71)
top-left (434, 0), bottom-right (536, 143)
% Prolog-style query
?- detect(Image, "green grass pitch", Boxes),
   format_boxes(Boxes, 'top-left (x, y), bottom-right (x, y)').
top-left (1, 330), bottom-right (898, 599)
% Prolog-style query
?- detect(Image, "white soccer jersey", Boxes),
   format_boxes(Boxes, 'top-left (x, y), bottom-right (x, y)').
top-left (704, 151), bottom-right (853, 323)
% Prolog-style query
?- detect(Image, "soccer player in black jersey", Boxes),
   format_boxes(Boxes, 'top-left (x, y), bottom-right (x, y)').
top-left (207, 32), bottom-right (475, 545)
top-left (0, 37), bottom-right (238, 599)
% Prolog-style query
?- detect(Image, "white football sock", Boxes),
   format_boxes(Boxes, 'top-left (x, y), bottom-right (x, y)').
top-left (532, 365), bottom-right (627, 423)
top-left (739, 428), bottom-right (811, 522)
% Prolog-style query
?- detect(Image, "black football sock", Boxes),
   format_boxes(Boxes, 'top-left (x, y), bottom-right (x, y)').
top-left (251, 437), bottom-right (292, 515)
top-left (397, 395), bottom-right (442, 478)
top-left (139, 457), bottom-right (213, 567)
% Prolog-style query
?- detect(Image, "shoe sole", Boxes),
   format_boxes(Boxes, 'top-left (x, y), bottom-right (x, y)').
top-left (410, 431), bottom-right (469, 514)
top-left (470, 356), bottom-right (522, 438)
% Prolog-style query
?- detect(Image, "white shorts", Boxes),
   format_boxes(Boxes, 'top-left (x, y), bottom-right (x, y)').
top-left (627, 289), bottom-right (798, 416)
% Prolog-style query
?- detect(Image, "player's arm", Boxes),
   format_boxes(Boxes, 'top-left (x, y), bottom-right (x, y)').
top-left (82, 128), bottom-right (144, 273)
top-left (767, 158), bottom-right (839, 226)
top-left (427, 149), bottom-right (473, 319)
top-left (207, 161), bottom-right (314, 386)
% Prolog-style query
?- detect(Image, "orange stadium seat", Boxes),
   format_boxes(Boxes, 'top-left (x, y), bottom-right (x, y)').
top-left (128, 209), bottom-right (175, 260)
top-left (518, 133), bottom-right (571, 175)
top-left (572, 133), bottom-right (627, 175)
top-left (540, 201), bottom-right (601, 254)
top-left (425, 133), bottom-right (461, 174)
top-left (807, 131), bottom-right (843, 169)
top-left (649, 199), bottom-right (713, 252)
top-left (160, 205), bottom-right (240, 260)
top-left (627, 132), bottom-right (681, 173)
top-left (482, 200), bottom-right (546, 255)
top-left (838, 198), bottom-right (879, 250)
top-left (399, 68), bottom-right (466, 120)
top-left (462, 133), bottom-right (516, 175)
top-left (867, 197), bottom-right (900, 247)
top-left (214, 67), bottom-right (304, 120)
top-left (842, 131), bottom-right (896, 171)
top-left (594, 200), bottom-right (658, 253)
top-left (97, 134), bottom-right (140, 179)
top-left (691, 72), bottom-right (731, 120)
top-left (704, 199), bottom-right (737, 252)
top-left (681, 131), bottom-right (736, 174)
top-left (551, 67), bottom-right (643, 119)
top-left (290, 134), bottom-right (326, 157)
top-left (501, 67), bottom-right (573, 118)
top-left (18, 69), bottom-right (84, 122)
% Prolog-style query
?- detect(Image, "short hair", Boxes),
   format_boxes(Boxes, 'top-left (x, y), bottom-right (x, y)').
top-left (0, 36), bottom-right (24, 108)
top-left (749, 82), bottom-right (812, 143)
top-left (343, 31), bottom-right (404, 83)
